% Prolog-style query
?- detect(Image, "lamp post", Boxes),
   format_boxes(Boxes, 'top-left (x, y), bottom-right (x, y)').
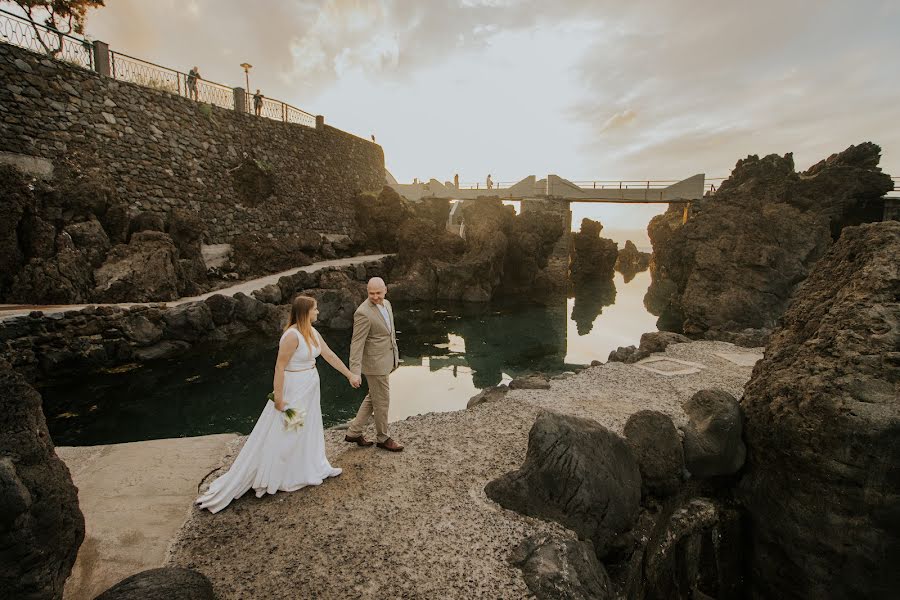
top-left (240, 62), bottom-right (252, 112)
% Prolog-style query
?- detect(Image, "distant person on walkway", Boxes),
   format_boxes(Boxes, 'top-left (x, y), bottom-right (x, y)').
top-left (186, 66), bottom-right (201, 101)
top-left (253, 89), bottom-right (264, 116)
top-left (454, 173), bottom-right (459, 188)
top-left (344, 277), bottom-right (403, 452)
top-left (371, 134), bottom-right (376, 142)
top-left (195, 295), bottom-right (356, 513)
top-left (486, 174), bottom-right (493, 190)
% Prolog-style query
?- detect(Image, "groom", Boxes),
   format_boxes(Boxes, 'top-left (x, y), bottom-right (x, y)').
top-left (344, 277), bottom-right (404, 452)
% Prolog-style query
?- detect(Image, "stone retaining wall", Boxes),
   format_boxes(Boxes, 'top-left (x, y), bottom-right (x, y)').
top-left (0, 42), bottom-right (384, 241)
top-left (1, 258), bottom-right (392, 381)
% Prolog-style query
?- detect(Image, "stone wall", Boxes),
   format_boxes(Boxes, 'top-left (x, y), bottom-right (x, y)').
top-left (0, 42), bottom-right (384, 242)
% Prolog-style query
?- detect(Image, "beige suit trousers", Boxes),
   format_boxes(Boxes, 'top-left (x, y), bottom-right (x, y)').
top-left (347, 373), bottom-right (390, 443)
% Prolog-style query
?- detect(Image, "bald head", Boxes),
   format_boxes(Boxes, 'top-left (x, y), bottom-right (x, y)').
top-left (367, 277), bottom-right (387, 304)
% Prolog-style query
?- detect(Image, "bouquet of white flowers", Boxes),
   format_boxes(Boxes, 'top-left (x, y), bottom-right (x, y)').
top-left (267, 392), bottom-right (306, 432)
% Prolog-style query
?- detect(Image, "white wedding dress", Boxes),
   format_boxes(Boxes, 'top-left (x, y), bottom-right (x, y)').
top-left (196, 327), bottom-right (342, 513)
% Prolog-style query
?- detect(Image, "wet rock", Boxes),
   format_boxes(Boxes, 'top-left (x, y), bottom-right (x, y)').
top-left (740, 221), bottom-right (900, 599)
top-left (510, 535), bottom-right (614, 600)
top-left (94, 567), bottom-right (214, 600)
top-left (571, 218), bottom-right (618, 284)
top-left (486, 412), bottom-right (641, 559)
top-left (509, 374), bottom-right (551, 390)
top-left (682, 389), bottom-right (745, 478)
top-left (0, 361), bottom-right (84, 600)
top-left (623, 410), bottom-right (684, 497)
top-left (466, 385), bottom-right (509, 408)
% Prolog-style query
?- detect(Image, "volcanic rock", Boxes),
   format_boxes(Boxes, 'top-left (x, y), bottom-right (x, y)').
top-left (739, 221), bottom-right (900, 599)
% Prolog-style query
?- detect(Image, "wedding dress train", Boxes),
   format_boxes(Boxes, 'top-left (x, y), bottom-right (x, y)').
top-left (196, 328), bottom-right (342, 513)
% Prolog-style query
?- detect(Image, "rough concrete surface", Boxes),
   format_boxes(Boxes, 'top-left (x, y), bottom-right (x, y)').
top-left (162, 341), bottom-right (761, 599)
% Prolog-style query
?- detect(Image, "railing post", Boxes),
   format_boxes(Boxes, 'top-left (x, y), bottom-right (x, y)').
top-left (233, 87), bottom-right (246, 113)
top-left (315, 115), bottom-right (325, 131)
top-left (93, 40), bottom-right (110, 77)
top-left (282, 103), bottom-right (287, 122)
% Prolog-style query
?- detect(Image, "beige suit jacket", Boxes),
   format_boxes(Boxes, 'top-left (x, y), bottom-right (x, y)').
top-left (349, 299), bottom-right (399, 376)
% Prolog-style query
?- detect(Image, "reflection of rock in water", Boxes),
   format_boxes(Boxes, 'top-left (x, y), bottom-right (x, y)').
top-left (394, 299), bottom-right (569, 389)
top-left (570, 281), bottom-right (617, 335)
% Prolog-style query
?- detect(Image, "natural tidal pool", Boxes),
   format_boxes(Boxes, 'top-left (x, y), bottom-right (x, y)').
top-left (40, 271), bottom-right (659, 446)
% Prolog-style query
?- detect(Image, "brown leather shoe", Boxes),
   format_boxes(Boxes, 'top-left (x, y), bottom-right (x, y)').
top-left (344, 434), bottom-right (374, 447)
top-left (376, 438), bottom-right (404, 452)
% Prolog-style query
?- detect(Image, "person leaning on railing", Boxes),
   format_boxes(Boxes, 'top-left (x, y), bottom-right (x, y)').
top-left (187, 66), bottom-right (201, 100)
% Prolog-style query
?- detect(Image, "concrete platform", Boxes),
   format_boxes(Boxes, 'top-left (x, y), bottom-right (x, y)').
top-left (57, 434), bottom-right (239, 600)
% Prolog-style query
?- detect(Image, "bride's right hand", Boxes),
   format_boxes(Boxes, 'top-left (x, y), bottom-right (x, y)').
top-left (274, 398), bottom-right (286, 412)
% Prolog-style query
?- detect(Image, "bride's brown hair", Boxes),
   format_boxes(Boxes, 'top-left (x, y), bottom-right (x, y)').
top-left (285, 295), bottom-right (320, 355)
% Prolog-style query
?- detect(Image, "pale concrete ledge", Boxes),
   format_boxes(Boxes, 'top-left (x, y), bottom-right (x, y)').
top-left (57, 434), bottom-right (239, 600)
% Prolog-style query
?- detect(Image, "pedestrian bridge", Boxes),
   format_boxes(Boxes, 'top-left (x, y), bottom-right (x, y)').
top-left (388, 174), bottom-right (708, 203)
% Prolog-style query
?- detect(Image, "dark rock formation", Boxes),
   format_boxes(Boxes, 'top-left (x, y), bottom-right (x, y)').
top-left (607, 331), bottom-right (692, 364)
top-left (615, 240), bottom-right (651, 283)
top-left (128, 212), bottom-right (166, 237)
top-left (486, 412), bottom-right (641, 559)
top-left (740, 221), bottom-right (900, 599)
top-left (230, 232), bottom-right (314, 278)
top-left (510, 535), bottom-right (614, 600)
top-left (623, 410), bottom-right (684, 497)
top-left (645, 143), bottom-right (893, 337)
top-left (682, 390), bottom-right (745, 479)
top-left (94, 567), bottom-right (214, 600)
top-left (93, 232), bottom-right (182, 302)
top-left (0, 359), bottom-right (84, 600)
top-left (502, 208), bottom-right (568, 296)
top-left (353, 186), bottom-right (413, 252)
top-left (571, 219), bottom-right (618, 284)
top-left (466, 385), bottom-right (509, 408)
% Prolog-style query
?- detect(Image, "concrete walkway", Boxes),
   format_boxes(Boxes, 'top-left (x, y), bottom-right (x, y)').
top-left (57, 434), bottom-right (240, 600)
top-left (0, 254), bottom-right (390, 322)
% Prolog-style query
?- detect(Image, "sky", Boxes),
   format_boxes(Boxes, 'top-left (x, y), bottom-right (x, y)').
top-left (15, 0), bottom-right (900, 233)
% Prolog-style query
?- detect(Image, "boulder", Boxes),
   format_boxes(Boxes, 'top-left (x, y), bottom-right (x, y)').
top-left (64, 218), bottom-right (110, 268)
top-left (252, 283), bottom-right (282, 305)
top-left (167, 208), bottom-right (205, 260)
top-left (161, 302), bottom-right (214, 342)
top-left (509, 374), bottom-right (551, 390)
top-left (9, 247), bottom-right (95, 304)
top-left (623, 410), bottom-right (684, 497)
top-left (0, 361), bottom-right (84, 600)
top-left (94, 567), bottom-right (214, 600)
top-left (127, 211), bottom-right (166, 237)
top-left (510, 535), bottom-right (614, 600)
top-left (204, 294), bottom-right (238, 325)
top-left (486, 412), bottom-right (641, 559)
top-left (682, 389), bottom-right (745, 479)
top-left (645, 143), bottom-right (893, 337)
top-left (466, 385), bottom-right (509, 408)
top-left (740, 221), bottom-right (900, 599)
top-left (93, 232), bottom-right (181, 302)
top-left (607, 331), bottom-right (691, 364)
top-left (231, 232), bottom-right (313, 277)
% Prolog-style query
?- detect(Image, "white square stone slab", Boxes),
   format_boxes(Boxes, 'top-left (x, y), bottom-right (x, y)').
top-left (713, 352), bottom-right (764, 367)
top-left (634, 357), bottom-right (706, 376)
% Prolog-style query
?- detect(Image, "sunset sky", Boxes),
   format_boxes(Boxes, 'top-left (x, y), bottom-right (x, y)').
top-left (19, 0), bottom-right (900, 232)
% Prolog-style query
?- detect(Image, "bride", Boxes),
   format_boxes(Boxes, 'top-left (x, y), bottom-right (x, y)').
top-left (196, 295), bottom-right (358, 513)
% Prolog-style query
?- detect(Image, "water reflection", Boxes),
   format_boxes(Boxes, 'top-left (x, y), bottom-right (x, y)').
top-left (41, 271), bottom-right (659, 446)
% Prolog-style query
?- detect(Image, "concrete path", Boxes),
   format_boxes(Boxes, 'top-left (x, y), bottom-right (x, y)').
top-left (57, 434), bottom-right (240, 600)
top-left (0, 254), bottom-right (390, 322)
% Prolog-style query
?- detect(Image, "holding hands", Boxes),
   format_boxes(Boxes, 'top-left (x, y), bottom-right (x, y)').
top-left (348, 374), bottom-right (361, 388)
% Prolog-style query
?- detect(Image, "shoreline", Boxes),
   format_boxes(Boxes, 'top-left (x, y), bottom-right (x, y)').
top-left (57, 339), bottom-right (761, 599)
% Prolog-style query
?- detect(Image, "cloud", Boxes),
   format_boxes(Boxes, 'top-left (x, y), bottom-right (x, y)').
top-left (80, 0), bottom-right (900, 186)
